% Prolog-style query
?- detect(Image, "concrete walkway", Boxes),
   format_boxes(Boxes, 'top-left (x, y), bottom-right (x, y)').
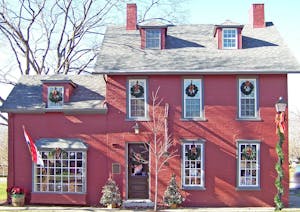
top-left (0, 206), bottom-right (300, 212)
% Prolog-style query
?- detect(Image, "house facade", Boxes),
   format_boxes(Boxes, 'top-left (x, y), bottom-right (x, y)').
top-left (1, 3), bottom-right (300, 208)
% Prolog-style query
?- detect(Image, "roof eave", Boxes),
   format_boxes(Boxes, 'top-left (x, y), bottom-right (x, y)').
top-left (0, 107), bottom-right (108, 114)
top-left (93, 69), bottom-right (300, 75)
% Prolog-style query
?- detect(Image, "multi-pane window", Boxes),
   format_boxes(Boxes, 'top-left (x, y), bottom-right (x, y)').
top-left (223, 28), bottom-right (237, 49)
top-left (146, 29), bottom-right (161, 49)
top-left (183, 79), bottom-right (202, 119)
top-left (238, 78), bottom-right (257, 119)
top-left (128, 79), bottom-right (147, 119)
top-left (34, 149), bottom-right (86, 193)
top-left (237, 142), bottom-right (260, 189)
top-left (48, 86), bottom-right (64, 108)
top-left (182, 142), bottom-right (204, 189)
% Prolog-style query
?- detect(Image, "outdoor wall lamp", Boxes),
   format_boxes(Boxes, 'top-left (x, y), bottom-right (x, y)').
top-left (132, 122), bottom-right (140, 134)
top-left (275, 96), bottom-right (287, 113)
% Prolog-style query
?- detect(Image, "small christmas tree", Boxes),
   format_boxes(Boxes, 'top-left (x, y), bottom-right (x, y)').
top-left (100, 178), bottom-right (122, 207)
top-left (163, 174), bottom-right (184, 206)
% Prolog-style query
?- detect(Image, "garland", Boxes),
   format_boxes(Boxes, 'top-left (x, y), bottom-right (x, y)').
top-left (185, 81), bottom-right (198, 97)
top-left (49, 88), bottom-right (63, 103)
top-left (187, 147), bottom-right (200, 160)
top-left (240, 81), bottom-right (254, 95)
top-left (130, 81), bottom-right (144, 98)
top-left (242, 146), bottom-right (256, 160)
top-left (274, 113), bottom-right (285, 210)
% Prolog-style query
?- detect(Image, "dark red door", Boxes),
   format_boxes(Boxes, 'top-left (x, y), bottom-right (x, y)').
top-left (128, 143), bottom-right (149, 199)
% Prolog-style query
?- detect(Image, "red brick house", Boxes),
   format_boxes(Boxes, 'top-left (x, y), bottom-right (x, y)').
top-left (1, 3), bottom-right (300, 208)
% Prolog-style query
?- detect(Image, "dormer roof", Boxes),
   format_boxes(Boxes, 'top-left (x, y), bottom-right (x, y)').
top-left (137, 18), bottom-right (173, 29)
top-left (213, 20), bottom-right (244, 36)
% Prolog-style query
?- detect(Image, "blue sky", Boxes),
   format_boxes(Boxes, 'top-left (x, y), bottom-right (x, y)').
top-left (185, 0), bottom-right (300, 62)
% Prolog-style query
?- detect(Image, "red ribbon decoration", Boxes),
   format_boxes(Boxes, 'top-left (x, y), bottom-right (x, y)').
top-left (275, 112), bottom-right (285, 134)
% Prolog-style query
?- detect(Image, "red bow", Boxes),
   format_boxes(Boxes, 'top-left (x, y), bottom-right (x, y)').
top-left (275, 112), bottom-right (285, 134)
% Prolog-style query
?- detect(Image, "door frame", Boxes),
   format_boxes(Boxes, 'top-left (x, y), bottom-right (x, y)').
top-left (126, 142), bottom-right (150, 200)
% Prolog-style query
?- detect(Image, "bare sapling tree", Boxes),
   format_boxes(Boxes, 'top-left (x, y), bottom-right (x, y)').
top-left (0, 0), bottom-right (124, 75)
top-left (145, 88), bottom-right (178, 211)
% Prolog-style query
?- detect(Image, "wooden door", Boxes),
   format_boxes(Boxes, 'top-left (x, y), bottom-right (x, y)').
top-left (128, 143), bottom-right (149, 199)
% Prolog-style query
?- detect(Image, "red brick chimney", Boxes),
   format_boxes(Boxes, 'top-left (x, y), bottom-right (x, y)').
top-left (126, 3), bottom-right (137, 30)
top-left (249, 4), bottom-right (265, 28)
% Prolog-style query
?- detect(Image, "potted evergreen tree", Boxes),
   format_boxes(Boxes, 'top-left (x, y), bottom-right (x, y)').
top-left (100, 178), bottom-right (122, 208)
top-left (163, 174), bottom-right (184, 209)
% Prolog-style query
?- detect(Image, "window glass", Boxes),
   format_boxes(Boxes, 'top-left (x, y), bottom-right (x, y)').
top-left (146, 29), bottom-right (161, 49)
top-left (34, 148), bottom-right (86, 193)
top-left (238, 79), bottom-right (257, 119)
top-left (237, 142), bottom-right (260, 189)
top-left (48, 86), bottom-right (64, 108)
top-left (223, 28), bottom-right (237, 49)
top-left (182, 142), bottom-right (204, 188)
top-left (128, 79), bottom-right (147, 119)
top-left (183, 79), bottom-right (202, 119)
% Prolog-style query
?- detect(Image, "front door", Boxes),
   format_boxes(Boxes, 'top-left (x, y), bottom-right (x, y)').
top-left (128, 143), bottom-right (149, 199)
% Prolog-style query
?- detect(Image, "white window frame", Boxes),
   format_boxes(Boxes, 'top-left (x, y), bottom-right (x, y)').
top-left (183, 78), bottom-right (203, 119)
top-left (238, 78), bottom-right (258, 119)
top-left (33, 149), bottom-right (87, 193)
top-left (47, 86), bottom-right (64, 108)
top-left (181, 140), bottom-right (205, 189)
top-left (128, 79), bottom-right (147, 119)
top-left (146, 29), bottom-right (161, 49)
top-left (222, 28), bottom-right (237, 49)
top-left (237, 141), bottom-right (260, 190)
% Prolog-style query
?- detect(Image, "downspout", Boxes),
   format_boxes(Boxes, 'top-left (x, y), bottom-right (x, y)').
top-left (7, 113), bottom-right (15, 190)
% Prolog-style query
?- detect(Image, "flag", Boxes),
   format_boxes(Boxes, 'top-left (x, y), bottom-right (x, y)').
top-left (23, 126), bottom-right (44, 167)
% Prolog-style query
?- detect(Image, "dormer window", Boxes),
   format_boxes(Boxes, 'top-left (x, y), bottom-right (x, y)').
top-left (138, 19), bottom-right (172, 50)
top-left (214, 20), bottom-right (243, 50)
top-left (48, 86), bottom-right (64, 108)
top-left (223, 28), bottom-right (237, 49)
top-left (146, 29), bottom-right (161, 49)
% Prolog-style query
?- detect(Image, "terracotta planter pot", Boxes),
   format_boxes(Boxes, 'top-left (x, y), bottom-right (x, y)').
top-left (107, 203), bottom-right (117, 208)
top-left (170, 203), bottom-right (177, 209)
top-left (11, 194), bottom-right (25, 207)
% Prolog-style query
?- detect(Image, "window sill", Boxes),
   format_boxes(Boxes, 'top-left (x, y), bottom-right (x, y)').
top-left (126, 118), bottom-right (151, 122)
top-left (236, 117), bottom-right (262, 122)
top-left (182, 186), bottom-right (206, 191)
top-left (236, 187), bottom-right (260, 191)
top-left (180, 118), bottom-right (208, 122)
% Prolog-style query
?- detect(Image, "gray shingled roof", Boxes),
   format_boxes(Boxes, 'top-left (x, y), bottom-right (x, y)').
top-left (94, 23), bottom-right (300, 74)
top-left (0, 75), bottom-right (107, 114)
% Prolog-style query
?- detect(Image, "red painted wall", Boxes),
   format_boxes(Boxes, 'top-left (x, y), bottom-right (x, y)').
top-left (7, 74), bottom-right (289, 207)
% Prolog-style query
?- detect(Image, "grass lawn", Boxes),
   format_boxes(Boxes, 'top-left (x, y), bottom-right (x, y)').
top-left (0, 178), bottom-right (7, 201)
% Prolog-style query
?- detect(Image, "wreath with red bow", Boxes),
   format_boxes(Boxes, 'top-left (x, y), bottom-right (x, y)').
top-left (242, 146), bottom-right (256, 160)
top-left (240, 81), bottom-right (254, 95)
top-left (185, 81), bottom-right (198, 97)
top-left (130, 81), bottom-right (144, 98)
top-left (49, 88), bottom-right (63, 103)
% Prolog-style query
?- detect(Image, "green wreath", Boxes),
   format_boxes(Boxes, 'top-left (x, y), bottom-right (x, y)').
top-left (187, 147), bottom-right (201, 160)
top-left (185, 82), bottom-right (198, 97)
top-left (130, 84), bottom-right (144, 98)
top-left (242, 146), bottom-right (256, 160)
top-left (49, 88), bottom-right (63, 103)
top-left (240, 81), bottom-right (254, 95)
